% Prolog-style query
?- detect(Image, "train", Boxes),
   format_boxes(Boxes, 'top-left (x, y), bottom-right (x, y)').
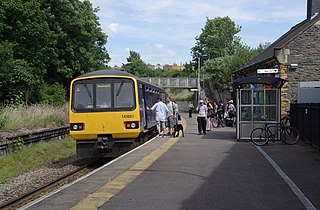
top-left (69, 69), bottom-right (166, 158)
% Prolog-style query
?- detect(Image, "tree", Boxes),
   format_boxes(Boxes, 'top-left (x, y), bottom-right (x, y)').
top-left (0, 0), bottom-right (50, 105)
top-left (191, 16), bottom-right (263, 90)
top-left (0, 0), bottom-right (110, 105)
top-left (191, 17), bottom-right (241, 59)
top-left (42, 0), bottom-right (110, 85)
top-left (123, 50), bottom-right (150, 77)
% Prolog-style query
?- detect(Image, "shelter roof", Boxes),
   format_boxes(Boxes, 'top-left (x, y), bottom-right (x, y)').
top-left (232, 76), bottom-right (286, 89)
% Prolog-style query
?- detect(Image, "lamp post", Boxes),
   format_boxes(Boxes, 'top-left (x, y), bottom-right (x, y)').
top-left (197, 57), bottom-right (201, 101)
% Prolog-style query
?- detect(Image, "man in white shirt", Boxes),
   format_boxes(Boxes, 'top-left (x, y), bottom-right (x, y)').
top-left (196, 99), bottom-right (207, 135)
top-left (150, 97), bottom-right (169, 137)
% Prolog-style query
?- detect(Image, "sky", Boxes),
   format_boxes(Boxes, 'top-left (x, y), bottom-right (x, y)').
top-left (90, 0), bottom-right (307, 67)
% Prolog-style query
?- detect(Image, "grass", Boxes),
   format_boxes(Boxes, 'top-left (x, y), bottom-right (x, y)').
top-left (0, 104), bottom-right (68, 132)
top-left (0, 103), bottom-right (73, 183)
top-left (0, 137), bottom-right (75, 183)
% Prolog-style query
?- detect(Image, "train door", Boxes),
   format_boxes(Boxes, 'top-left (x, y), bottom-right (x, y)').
top-left (138, 83), bottom-right (147, 130)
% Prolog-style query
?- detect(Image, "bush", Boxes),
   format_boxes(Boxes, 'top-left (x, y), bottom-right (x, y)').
top-left (0, 116), bottom-right (8, 129)
top-left (39, 82), bottom-right (67, 106)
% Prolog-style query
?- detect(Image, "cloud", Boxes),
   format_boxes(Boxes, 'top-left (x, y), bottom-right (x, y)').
top-left (90, 0), bottom-right (307, 67)
top-left (105, 23), bottom-right (119, 36)
top-left (125, 48), bottom-right (131, 53)
top-left (139, 43), bottom-right (179, 65)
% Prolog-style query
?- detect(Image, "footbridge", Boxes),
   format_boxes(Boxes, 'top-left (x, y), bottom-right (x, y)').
top-left (141, 77), bottom-right (197, 88)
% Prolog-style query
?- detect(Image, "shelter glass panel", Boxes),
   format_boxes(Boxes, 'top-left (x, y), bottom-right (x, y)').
top-left (265, 106), bottom-right (277, 121)
top-left (253, 106), bottom-right (266, 121)
top-left (266, 89), bottom-right (277, 105)
top-left (240, 106), bottom-right (252, 121)
top-left (253, 89), bottom-right (264, 105)
top-left (240, 90), bottom-right (251, 105)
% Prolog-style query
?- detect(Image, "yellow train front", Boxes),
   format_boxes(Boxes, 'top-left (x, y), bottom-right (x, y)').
top-left (69, 69), bottom-right (166, 158)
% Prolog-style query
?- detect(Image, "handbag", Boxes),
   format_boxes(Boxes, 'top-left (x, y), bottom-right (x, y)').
top-left (208, 109), bottom-right (214, 117)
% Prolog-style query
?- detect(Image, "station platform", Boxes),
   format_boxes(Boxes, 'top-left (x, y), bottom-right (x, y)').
top-left (23, 113), bottom-right (320, 210)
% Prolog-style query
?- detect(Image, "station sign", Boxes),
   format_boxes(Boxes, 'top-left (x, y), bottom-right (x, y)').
top-left (257, 68), bottom-right (279, 74)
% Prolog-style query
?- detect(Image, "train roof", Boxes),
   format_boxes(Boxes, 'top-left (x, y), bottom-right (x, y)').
top-left (76, 69), bottom-right (165, 91)
top-left (78, 69), bottom-right (133, 78)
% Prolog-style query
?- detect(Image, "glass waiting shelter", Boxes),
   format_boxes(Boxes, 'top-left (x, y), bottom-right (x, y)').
top-left (232, 76), bottom-right (286, 140)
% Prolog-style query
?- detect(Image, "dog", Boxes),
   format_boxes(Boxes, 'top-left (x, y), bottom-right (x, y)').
top-left (172, 123), bottom-right (184, 137)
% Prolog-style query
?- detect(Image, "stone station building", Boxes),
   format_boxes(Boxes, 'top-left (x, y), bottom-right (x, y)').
top-left (233, 0), bottom-right (320, 115)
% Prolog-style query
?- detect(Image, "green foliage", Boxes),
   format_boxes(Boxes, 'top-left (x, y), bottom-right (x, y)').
top-left (42, 115), bottom-right (64, 127)
top-left (191, 17), bottom-right (241, 59)
top-left (0, 137), bottom-right (75, 182)
top-left (39, 82), bottom-right (67, 106)
top-left (0, 115), bottom-right (8, 128)
top-left (122, 51), bottom-right (198, 78)
top-left (0, 0), bottom-right (110, 106)
top-left (191, 16), bottom-right (265, 90)
top-left (123, 50), bottom-right (150, 77)
top-left (11, 138), bottom-right (24, 152)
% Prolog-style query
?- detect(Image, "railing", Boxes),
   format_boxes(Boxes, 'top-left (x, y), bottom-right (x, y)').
top-left (290, 103), bottom-right (320, 149)
top-left (0, 126), bottom-right (69, 156)
top-left (141, 77), bottom-right (197, 88)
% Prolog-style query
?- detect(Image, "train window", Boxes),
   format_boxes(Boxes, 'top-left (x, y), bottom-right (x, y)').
top-left (73, 78), bottom-right (136, 112)
top-left (114, 80), bottom-right (134, 108)
top-left (96, 83), bottom-right (112, 108)
top-left (73, 83), bottom-right (93, 109)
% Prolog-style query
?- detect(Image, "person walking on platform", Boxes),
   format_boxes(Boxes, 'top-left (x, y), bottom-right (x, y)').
top-left (188, 101), bottom-right (194, 118)
top-left (196, 99), bottom-right (207, 135)
top-left (206, 97), bottom-right (214, 131)
top-left (166, 96), bottom-right (176, 136)
top-left (150, 97), bottom-right (169, 137)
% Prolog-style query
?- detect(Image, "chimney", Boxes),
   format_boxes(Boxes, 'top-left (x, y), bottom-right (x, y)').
top-left (307, 0), bottom-right (320, 19)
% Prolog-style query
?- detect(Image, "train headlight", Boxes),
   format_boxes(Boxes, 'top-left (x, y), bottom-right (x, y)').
top-left (125, 122), bottom-right (139, 129)
top-left (70, 123), bottom-right (84, 131)
top-left (131, 123), bottom-right (136, 128)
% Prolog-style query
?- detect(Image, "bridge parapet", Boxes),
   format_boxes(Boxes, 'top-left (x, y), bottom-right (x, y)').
top-left (141, 77), bottom-right (197, 88)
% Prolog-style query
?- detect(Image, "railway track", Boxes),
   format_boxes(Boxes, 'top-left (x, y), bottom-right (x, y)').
top-left (0, 158), bottom-right (111, 210)
top-left (0, 126), bottom-right (69, 155)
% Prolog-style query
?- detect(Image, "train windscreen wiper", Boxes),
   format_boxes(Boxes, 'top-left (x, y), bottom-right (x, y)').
top-left (83, 82), bottom-right (92, 100)
top-left (116, 80), bottom-right (125, 97)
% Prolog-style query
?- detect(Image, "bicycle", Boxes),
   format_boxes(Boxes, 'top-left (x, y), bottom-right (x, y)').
top-left (280, 111), bottom-right (291, 127)
top-left (250, 120), bottom-right (300, 146)
top-left (212, 112), bottom-right (225, 128)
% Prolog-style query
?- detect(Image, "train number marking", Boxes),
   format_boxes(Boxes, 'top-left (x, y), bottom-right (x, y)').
top-left (122, 114), bottom-right (134, 118)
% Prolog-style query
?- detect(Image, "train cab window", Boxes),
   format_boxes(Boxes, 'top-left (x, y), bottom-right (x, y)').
top-left (96, 83), bottom-right (112, 108)
top-left (73, 83), bottom-right (94, 109)
top-left (72, 78), bottom-right (135, 112)
top-left (114, 81), bottom-right (134, 108)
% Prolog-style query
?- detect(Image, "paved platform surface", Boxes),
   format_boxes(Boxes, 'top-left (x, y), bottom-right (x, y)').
top-left (24, 113), bottom-right (320, 210)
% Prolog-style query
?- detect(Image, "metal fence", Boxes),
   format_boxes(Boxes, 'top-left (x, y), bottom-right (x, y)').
top-left (290, 103), bottom-right (320, 149)
top-left (141, 77), bottom-right (197, 88)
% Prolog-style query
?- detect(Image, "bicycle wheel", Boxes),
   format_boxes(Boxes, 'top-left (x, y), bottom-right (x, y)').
top-left (220, 118), bottom-right (226, 127)
top-left (212, 115), bottom-right (219, 128)
top-left (281, 126), bottom-right (300, 145)
top-left (250, 128), bottom-right (269, 146)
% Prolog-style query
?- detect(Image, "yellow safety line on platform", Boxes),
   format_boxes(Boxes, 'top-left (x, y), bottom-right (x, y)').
top-left (71, 118), bottom-right (186, 210)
